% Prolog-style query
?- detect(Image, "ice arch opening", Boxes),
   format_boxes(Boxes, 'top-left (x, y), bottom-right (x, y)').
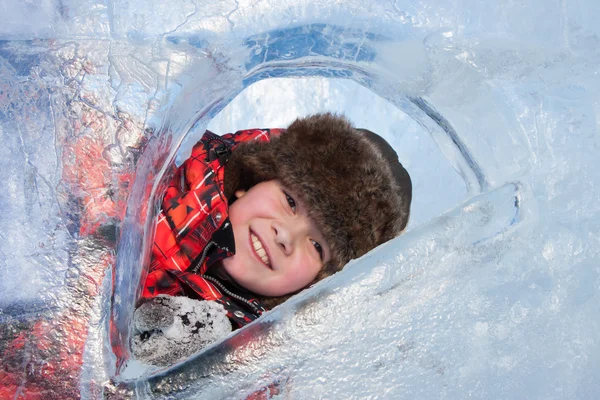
top-left (111, 22), bottom-right (524, 395)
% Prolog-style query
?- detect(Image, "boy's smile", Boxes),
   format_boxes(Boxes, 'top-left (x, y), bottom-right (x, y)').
top-left (222, 180), bottom-right (331, 297)
top-left (250, 231), bottom-right (271, 267)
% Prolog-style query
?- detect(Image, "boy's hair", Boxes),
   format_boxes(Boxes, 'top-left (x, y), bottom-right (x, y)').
top-left (224, 113), bottom-right (412, 308)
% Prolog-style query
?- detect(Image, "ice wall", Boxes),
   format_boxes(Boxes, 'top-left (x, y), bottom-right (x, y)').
top-left (1, 0), bottom-right (600, 399)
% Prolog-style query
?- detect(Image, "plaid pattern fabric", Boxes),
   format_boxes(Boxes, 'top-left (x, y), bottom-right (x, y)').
top-left (141, 128), bottom-right (283, 325)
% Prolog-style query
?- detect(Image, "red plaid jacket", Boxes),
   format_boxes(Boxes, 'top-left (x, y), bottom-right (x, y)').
top-left (141, 128), bottom-right (283, 327)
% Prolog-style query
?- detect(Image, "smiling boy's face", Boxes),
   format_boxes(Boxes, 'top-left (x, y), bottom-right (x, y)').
top-left (222, 180), bottom-right (331, 297)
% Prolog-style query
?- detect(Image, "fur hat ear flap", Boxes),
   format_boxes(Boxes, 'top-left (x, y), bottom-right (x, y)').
top-left (224, 113), bottom-right (412, 309)
top-left (356, 128), bottom-right (413, 232)
top-left (224, 138), bottom-right (279, 201)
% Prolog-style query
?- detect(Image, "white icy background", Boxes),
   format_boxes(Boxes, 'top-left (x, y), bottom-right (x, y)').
top-left (0, 0), bottom-right (599, 398)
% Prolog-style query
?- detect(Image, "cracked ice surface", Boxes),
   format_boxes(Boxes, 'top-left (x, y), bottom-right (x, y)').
top-left (1, 0), bottom-right (600, 398)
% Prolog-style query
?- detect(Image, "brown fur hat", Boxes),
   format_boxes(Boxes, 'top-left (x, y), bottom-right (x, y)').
top-left (224, 113), bottom-right (412, 308)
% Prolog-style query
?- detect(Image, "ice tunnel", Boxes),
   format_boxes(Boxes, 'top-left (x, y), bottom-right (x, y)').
top-left (1, 0), bottom-right (600, 398)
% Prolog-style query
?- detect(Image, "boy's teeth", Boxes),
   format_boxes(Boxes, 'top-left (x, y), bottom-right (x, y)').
top-left (250, 233), bottom-right (270, 265)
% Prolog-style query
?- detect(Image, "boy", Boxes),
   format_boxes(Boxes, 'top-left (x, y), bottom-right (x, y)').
top-left (133, 113), bottom-right (412, 366)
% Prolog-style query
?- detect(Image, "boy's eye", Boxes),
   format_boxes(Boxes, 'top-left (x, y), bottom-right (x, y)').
top-left (311, 239), bottom-right (324, 260)
top-left (284, 192), bottom-right (297, 212)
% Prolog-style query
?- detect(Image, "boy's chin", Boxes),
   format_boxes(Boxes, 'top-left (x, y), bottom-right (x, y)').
top-left (239, 278), bottom-right (282, 298)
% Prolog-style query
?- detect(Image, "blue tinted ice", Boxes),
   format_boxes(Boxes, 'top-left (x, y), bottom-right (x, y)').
top-left (1, 0), bottom-right (600, 398)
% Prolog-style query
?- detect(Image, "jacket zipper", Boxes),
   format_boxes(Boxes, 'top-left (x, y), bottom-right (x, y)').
top-left (200, 274), bottom-right (261, 315)
top-left (187, 241), bottom-right (216, 274)
top-left (187, 241), bottom-right (261, 315)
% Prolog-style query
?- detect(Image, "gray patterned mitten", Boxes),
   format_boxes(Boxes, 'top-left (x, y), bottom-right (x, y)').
top-left (132, 295), bottom-right (232, 366)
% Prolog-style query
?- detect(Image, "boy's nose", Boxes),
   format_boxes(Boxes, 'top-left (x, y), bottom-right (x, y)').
top-left (272, 219), bottom-right (308, 255)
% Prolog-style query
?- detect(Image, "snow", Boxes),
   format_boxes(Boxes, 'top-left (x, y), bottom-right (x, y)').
top-left (132, 296), bottom-right (232, 367)
top-left (1, 0), bottom-right (600, 398)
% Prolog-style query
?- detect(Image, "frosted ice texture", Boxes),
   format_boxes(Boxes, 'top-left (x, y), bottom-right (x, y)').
top-left (0, 0), bottom-right (599, 399)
